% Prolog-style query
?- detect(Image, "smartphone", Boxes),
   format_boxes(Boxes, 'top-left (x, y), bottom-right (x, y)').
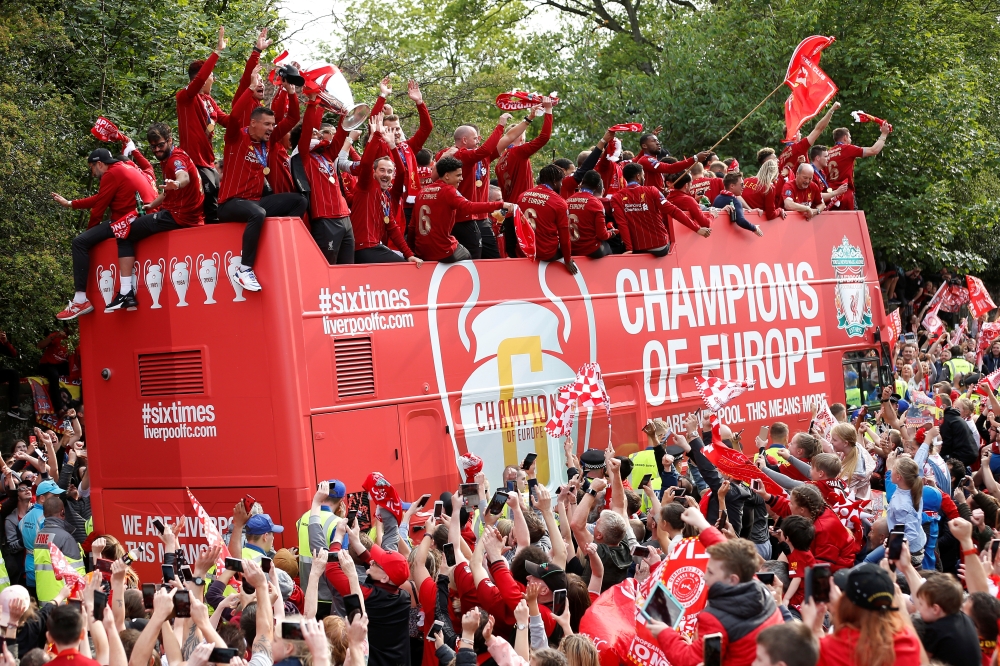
top-left (758, 425), bottom-right (769, 443)
top-left (346, 510), bottom-right (358, 527)
top-left (521, 452), bottom-right (538, 471)
top-left (887, 526), bottom-right (905, 561)
top-left (95, 558), bottom-right (113, 573)
top-left (426, 620), bottom-right (445, 642)
top-left (161, 564), bottom-right (175, 583)
top-left (261, 557), bottom-right (272, 573)
top-left (173, 590), bottom-right (191, 617)
top-left (93, 590), bottom-right (107, 621)
top-left (29, 435), bottom-right (36, 446)
top-left (344, 593), bottom-right (363, 624)
top-left (581, 477), bottom-right (592, 494)
top-left (416, 493), bottom-right (432, 508)
top-left (152, 519), bottom-right (165, 535)
top-left (672, 486), bottom-right (687, 499)
top-left (751, 478), bottom-right (764, 492)
top-left (142, 583), bottom-right (157, 609)
top-left (460, 483), bottom-right (480, 498)
top-left (487, 491), bottom-right (509, 515)
top-left (804, 563), bottom-right (832, 603)
top-left (703, 633), bottom-right (723, 666)
top-left (180, 565), bottom-right (194, 582)
top-left (640, 582), bottom-right (685, 628)
top-left (67, 599), bottom-right (83, 613)
top-left (209, 648), bottom-right (239, 664)
top-left (224, 557), bottom-right (244, 573)
top-left (281, 622), bottom-right (304, 640)
top-left (443, 542), bottom-right (456, 567)
top-left (992, 540), bottom-right (1000, 561)
top-left (638, 473), bottom-right (652, 489)
top-left (506, 480), bottom-right (516, 492)
top-left (756, 572), bottom-right (775, 585)
top-left (433, 501), bottom-right (444, 519)
top-left (632, 545), bottom-right (650, 558)
top-left (552, 588), bottom-right (568, 616)
top-left (243, 494), bottom-right (257, 514)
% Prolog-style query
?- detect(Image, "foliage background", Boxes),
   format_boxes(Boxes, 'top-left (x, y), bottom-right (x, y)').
top-left (1, 0), bottom-right (999, 372)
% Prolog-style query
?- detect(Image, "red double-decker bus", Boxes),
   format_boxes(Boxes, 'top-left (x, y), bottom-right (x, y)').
top-left (79, 211), bottom-right (888, 578)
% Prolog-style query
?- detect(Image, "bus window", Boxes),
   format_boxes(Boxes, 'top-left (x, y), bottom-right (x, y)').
top-left (842, 351), bottom-right (882, 409)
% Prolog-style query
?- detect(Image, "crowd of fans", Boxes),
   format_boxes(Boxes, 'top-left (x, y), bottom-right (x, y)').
top-left (46, 27), bottom-right (891, 320)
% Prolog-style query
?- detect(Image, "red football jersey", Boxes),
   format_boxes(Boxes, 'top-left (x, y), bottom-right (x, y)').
top-left (635, 154), bottom-right (694, 191)
top-left (413, 183), bottom-right (500, 261)
top-left (175, 52), bottom-right (228, 169)
top-left (298, 100), bottom-right (350, 219)
top-left (778, 137), bottom-right (811, 176)
top-left (665, 190), bottom-right (711, 231)
top-left (160, 148), bottom-right (204, 227)
top-left (781, 180), bottom-right (822, 208)
top-left (495, 112), bottom-right (553, 202)
top-left (826, 143), bottom-right (866, 190)
top-left (566, 191), bottom-right (610, 256)
top-left (71, 161), bottom-right (158, 229)
top-left (435, 124), bottom-right (504, 222)
top-left (610, 184), bottom-right (676, 251)
top-left (517, 184), bottom-right (570, 261)
top-left (740, 177), bottom-right (780, 220)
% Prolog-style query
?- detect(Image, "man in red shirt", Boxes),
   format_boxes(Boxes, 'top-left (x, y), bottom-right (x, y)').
top-left (516, 164), bottom-right (577, 275)
top-left (808, 144), bottom-right (849, 206)
top-left (436, 112), bottom-right (523, 259)
top-left (777, 101), bottom-right (840, 177)
top-left (52, 149), bottom-right (158, 320)
top-left (567, 171), bottom-right (613, 258)
top-left (413, 156), bottom-right (513, 262)
top-left (667, 175), bottom-right (713, 237)
top-left (827, 122), bottom-right (891, 210)
top-left (635, 132), bottom-right (709, 191)
top-left (611, 163), bottom-right (693, 256)
top-left (496, 97), bottom-right (554, 203)
top-left (382, 80), bottom-right (433, 225)
top-left (217, 95), bottom-right (307, 291)
top-left (351, 116), bottom-right (422, 265)
top-left (176, 27), bottom-right (229, 223)
top-left (267, 84), bottom-right (302, 194)
top-left (688, 162), bottom-right (723, 203)
top-left (44, 604), bottom-right (102, 666)
top-left (104, 123), bottom-right (205, 311)
top-left (781, 164), bottom-right (825, 219)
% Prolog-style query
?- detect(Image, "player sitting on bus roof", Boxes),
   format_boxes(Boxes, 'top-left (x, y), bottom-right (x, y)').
top-left (782, 164), bottom-right (825, 219)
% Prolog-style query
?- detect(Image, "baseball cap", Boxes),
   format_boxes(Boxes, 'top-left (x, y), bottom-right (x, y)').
top-left (524, 560), bottom-right (568, 592)
top-left (36, 480), bottom-right (65, 496)
top-left (834, 563), bottom-right (897, 611)
top-left (245, 513), bottom-right (284, 535)
top-left (326, 480), bottom-right (347, 499)
top-left (580, 449), bottom-right (606, 471)
top-left (87, 148), bottom-right (122, 165)
top-left (368, 544), bottom-right (410, 586)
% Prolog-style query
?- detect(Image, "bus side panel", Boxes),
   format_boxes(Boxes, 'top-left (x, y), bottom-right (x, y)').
top-left (311, 407), bottom-right (405, 492)
top-left (398, 402), bottom-right (459, 498)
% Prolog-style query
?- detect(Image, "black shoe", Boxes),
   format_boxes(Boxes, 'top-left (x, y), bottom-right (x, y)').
top-left (107, 290), bottom-right (138, 311)
top-left (6, 408), bottom-right (27, 421)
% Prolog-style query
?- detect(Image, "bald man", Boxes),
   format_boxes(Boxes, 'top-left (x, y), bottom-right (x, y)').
top-left (781, 163), bottom-right (824, 219)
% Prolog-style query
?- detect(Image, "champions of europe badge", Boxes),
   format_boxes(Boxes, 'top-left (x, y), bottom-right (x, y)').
top-left (832, 236), bottom-right (872, 338)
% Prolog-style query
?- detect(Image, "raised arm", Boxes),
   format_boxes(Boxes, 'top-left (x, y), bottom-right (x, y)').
top-left (862, 123), bottom-right (891, 157)
top-left (179, 29), bottom-right (224, 101)
top-left (406, 80), bottom-right (433, 151)
top-left (806, 101), bottom-right (840, 145)
top-left (536, 486), bottom-right (566, 568)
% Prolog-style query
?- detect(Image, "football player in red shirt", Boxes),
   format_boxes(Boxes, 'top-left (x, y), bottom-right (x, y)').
top-left (781, 164), bottom-right (825, 219)
top-left (382, 80), bottom-right (433, 225)
top-left (414, 157), bottom-right (514, 262)
top-left (827, 122), bottom-right (891, 210)
top-left (496, 97), bottom-right (554, 202)
top-left (666, 175), bottom-right (712, 237)
top-left (104, 123), bottom-right (206, 311)
top-left (808, 144), bottom-right (849, 205)
top-left (516, 164), bottom-right (577, 275)
top-left (611, 163), bottom-right (693, 255)
top-left (567, 171), bottom-right (613, 258)
top-left (52, 149), bottom-right (158, 320)
top-left (777, 101), bottom-right (840, 177)
top-left (635, 132), bottom-right (709, 191)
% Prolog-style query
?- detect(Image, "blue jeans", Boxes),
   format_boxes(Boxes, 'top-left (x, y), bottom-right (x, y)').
top-left (865, 544), bottom-right (885, 564)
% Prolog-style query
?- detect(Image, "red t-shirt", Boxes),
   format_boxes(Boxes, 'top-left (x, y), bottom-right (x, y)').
top-left (71, 161), bottom-right (158, 229)
top-left (818, 628), bottom-right (922, 666)
top-left (786, 548), bottom-right (815, 608)
top-left (414, 183), bottom-right (500, 260)
top-left (611, 184), bottom-right (690, 251)
top-left (635, 154), bottom-right (694, 191)
top-left (665, 190), bottom-right (711, 231)
top-left (175, 52), bottom-right (227, 169)
top-left (740, 177), bottom-right (780, 220)
top-left (781, 180), bottom-right (822, 208)
top-left (435, 124), bottom-right (504, 222)
top-left (267, 89), bottom-right (300, 195)
top-left (567, 190), bottom-right (611, 256)
top-left (594, 153), bottom-right (625, 198)
top-left (39, 333), bottom-right (69, 365)
top-left (495, 113), bottom-right (553, 202)
top-left (160, 148), bottom-right (204, 226)
top-left (778, 137), bottom-right (811, 176)
top-left (690, 176), bottom-right (724, 202)
top-left (298, 101), bottom-right (350, 219)
top-left (826, 143), bottom-right (866, 190)
top-left (517, 184), bottom-right (571, 261)
top-left (48, 649), bottom-right (102, 666)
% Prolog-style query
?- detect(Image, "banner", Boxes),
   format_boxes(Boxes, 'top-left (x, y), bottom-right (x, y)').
top-left (886, 309), bottom-right (902, 350)
top-left (91, 116), bottom-right (123, 143)
top-left (186, 488), bottom-right (230, 571)
top-left (702, 440), bottom-right (785, 496)
top-left (967, 276), bottom-right (997, 318)
top-left (783, 36), bottom-right (838, 141)
top-left (513, 207), bottom-right (536, 261)
top-left (922, 305), bottom-right (945, 337)
top-left (813, 398), bottom-right (838, 436)
top-left (49, 543), bottom-right (87, 598)
top-left (978, 323), bottom-right (1000, 366)
top-left (694, 376), bottom-right (754, 412)
top-left (495, 91), bottom-right (560, 111)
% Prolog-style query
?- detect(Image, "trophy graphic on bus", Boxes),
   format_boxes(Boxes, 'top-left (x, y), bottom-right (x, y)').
top-left (197, 252), bottom-right (221, 305)
top-left (169, 256), bottom-right (192, 307)
top-left (224, 251), bottom-right (247, 302)
top-left (96, 264), bottom-right (117, 313)
top-left (144, 259), bottom-right (166, 309)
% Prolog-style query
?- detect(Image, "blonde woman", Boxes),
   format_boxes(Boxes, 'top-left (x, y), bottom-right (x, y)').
top-left (559, 634), bottom-right (599, 666)
top-left (830, 423), bottom-right (874, 499)
top-left (740, 159), bottom-right (785, 220)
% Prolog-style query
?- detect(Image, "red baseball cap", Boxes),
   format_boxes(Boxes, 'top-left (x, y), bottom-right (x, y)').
top-left (369, 544), bottom-right (410, 586)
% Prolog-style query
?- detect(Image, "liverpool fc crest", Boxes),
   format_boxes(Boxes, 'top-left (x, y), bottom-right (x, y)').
top-left (832, 237), bottom-right (872, 338)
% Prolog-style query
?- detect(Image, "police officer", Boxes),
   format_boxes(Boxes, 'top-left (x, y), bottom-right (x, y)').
top-left (844, 370), bottom-right (862, 407)
top-left (243, 514), bottom-right (283, 563)
top-left (944, 345), bottom-right (974, 384)
top-left (297, 479), bottom-right (346, 619)
top-left (33, 496), bottom-right (84, 602)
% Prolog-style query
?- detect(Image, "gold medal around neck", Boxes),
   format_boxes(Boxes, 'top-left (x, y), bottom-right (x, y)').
top-left (206, 122), bottom-right (216, 134)
top-left (475, 179), bottom-right (483, 187)
top-left (262, 167), bottom-right (271, 175)
top-left (384, 216), bottom-right (391, 224)
top-left (329, 176), bottom-right (336, 184)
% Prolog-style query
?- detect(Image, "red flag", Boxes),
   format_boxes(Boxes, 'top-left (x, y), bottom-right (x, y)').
top-left (783, 36), bottom-right (838, 141)
top-left (967, 276), bottom-right (997, 318)
top-left (886, 309), bottom-right (902, 351)
top-left (187, 488), bottom-right (231, 571)
top-left (702, 438), bottom-right (784, 496)
top-left (978, 368), bottom-right (1000, 396)
top-left (92, 116), bottom-right (125, 143)
top-left (49, 542), bottom-right (87, 598)
top-left (363, 472), bottom-right (404, 523)
top-left (922, 305), bottom-right (945, 337)
top-left (608, 123), bottom-right (643, 133)
top-left (977, 322), bottom-right (1000, 365)
top-left (513, 206), bottom-right (536, 260)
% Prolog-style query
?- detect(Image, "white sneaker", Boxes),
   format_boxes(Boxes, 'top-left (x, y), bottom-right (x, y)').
top-left (236, 267), bottom-right (261, 292)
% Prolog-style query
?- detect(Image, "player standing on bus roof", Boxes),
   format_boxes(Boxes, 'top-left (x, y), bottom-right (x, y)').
top-left (611, 163), bottom-right (693, 256)
top-left (777, 101), bottom-right (841, 176)
top-left (567, 171), bottom-right (613, 258)
top-left (826, 122), bottom-right (891, 210)
top-left (516, 164), bottom-right (577, 275)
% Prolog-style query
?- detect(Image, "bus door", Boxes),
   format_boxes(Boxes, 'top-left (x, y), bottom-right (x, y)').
top-left (311, 407), bottom-right (405, 494)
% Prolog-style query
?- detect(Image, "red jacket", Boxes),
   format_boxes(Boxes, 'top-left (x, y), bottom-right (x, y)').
top-left (72, 161), bottom-right (158, 228)
top-left (769, 494), bottom-right (857, 570)
top-left (656, 527), bottom-right (782, 666)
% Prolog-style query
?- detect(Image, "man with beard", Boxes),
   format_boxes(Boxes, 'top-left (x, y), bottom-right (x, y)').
top-left (635, 131), bottom-right (709, 192)
top-left (381, 80), bottom-right (432, 225)
top-left (777, 101), bottom-right (840, 176)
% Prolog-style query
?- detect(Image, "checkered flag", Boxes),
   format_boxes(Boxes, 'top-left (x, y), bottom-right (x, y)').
top-left (546, 383), bottom-right (578, 438)
top-left (694, 376), bottom-right (755, 412)
top-left (545, 363), bottom-right (612, 440)
top-left (978, 368), bottom-right (1000, 397)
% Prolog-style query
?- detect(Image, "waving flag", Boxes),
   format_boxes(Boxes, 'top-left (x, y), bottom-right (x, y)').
top-left (813, 398), bottom-right (838, 437)
top-left (850, 110), bottom-right (893, 132)
top-left (967, 275), bottom-right (997, 318)
top-left (92, 116), bottom-right (125, 143)
top-left (886, 309), bottom-right (902, 350)
top-left (783, 36), bottom-right (839, 141)
top-left (978, 323), bottom-right (1000, 366)
top-left (694, 376), bottom-right (754, 412)
top-left (703, 429), bottom-right (784, 496)
top-left (363, 472), bottom-right (404, 523)
top-left (50, 543), bottom-right (87, 598)
top-left (546, 363), bottom-right (611, 440)
top-left (187, 488), bottom-right (230, 571)
top-left (513, 207), bottom-right (536, 260)
top-left (922, 304), bottom-right (945, 337)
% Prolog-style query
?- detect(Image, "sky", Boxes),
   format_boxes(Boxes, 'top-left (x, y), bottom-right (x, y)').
top-left (277, 0), bottom-right (341, 63)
